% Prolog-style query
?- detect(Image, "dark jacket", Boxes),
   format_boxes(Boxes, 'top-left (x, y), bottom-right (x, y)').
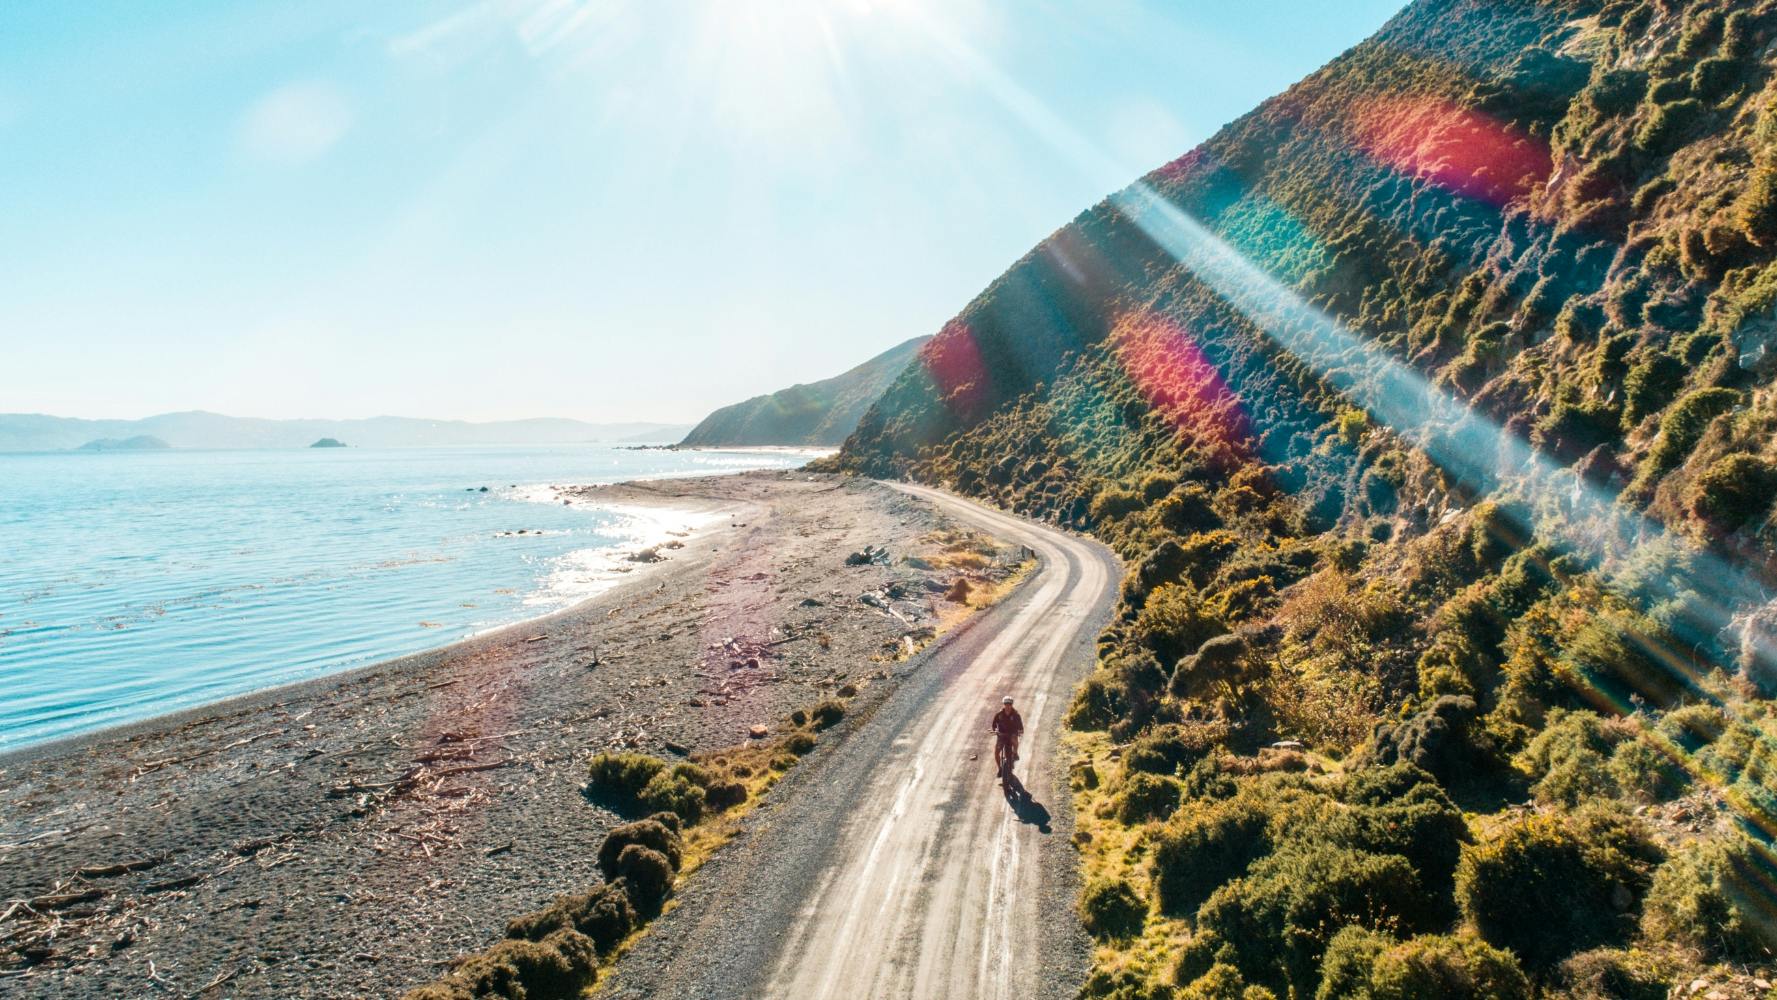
top-left (991, 706), bottom-right (1024, 737)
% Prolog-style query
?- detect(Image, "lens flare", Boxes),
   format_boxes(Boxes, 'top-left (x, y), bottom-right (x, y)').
top-left (1348, 96), bottom-right (1552, 206)
top-left (1111, 313), bottom-right (1249, 457)
top-left (922, 320), bottom-right (991, 421)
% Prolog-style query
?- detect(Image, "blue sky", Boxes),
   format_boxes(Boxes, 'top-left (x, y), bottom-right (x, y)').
top-left (0, 0), bottom-right (1404, 424)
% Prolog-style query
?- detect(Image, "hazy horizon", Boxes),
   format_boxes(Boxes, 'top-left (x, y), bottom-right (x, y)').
top-left (3, 0), bottom-right (1404, 425)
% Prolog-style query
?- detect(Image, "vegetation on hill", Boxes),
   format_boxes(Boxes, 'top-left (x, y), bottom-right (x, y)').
top-left (829, 0), bottom-right (1777, 994)
top-left (679, 336), bottom-right (929, 447)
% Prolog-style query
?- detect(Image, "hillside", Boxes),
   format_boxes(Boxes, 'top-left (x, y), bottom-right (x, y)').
top-left (679, 337), bottom-right (929, 447)
top-left (833, 0), bottom-right (1777, 996)
top-left (0, 412), bottom-right (689, 452)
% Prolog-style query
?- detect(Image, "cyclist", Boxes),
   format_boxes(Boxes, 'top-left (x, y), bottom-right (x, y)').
top-left (990, 695), bottom-right (1024, 781)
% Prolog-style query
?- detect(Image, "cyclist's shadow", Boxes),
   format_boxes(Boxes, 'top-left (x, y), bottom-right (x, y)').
top-left (999, 773), bottom-right (1051, 834)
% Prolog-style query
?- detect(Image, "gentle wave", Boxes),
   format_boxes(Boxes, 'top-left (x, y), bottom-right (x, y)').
top-left (0, 445), bottom-right (809, 751)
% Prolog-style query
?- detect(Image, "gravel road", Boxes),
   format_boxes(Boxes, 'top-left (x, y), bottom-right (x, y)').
top-left (604, 481), bottom-right (1121, 1000)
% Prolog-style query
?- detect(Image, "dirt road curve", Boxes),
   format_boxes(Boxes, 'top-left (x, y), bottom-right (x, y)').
top-left (609, 482), bottom-right (1120, 1000)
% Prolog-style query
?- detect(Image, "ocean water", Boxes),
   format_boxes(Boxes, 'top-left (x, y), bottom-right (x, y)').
top-left (0, 445), bottom-right (816, 752)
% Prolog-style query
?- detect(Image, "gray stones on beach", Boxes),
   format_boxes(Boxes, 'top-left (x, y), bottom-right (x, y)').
top-left (844, 545), bottom-right (888, 566)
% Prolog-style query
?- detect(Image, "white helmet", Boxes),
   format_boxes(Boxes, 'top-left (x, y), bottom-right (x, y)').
top-left (1002, 695), bottom-right (1014, 704)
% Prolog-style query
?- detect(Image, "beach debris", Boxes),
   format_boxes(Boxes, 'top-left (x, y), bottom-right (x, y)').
top-left (522, 634), bottom-right (548, 643)
top-left (628, 546), bottom-right (665, 563)
top-left (844, 545), bottom-right (888, 566)
top-left (142, 873), bottom-right (203, 894)
top-left (74, 856), bottom-right (166, 879)
top-left (748, 725), bottom-right (769, 739)
top-left (484, 842), bottom-right (514, 857)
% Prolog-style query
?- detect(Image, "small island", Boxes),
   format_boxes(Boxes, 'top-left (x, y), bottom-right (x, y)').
top-left (77, 435), bottom-right (170, 452)
top-left (309, 438), bottom-right (347, 448)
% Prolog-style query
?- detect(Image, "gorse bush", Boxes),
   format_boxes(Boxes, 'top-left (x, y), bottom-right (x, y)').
top-left (1642, 834), bottom-right (1777, 961)
top-left (1198, 842), bottom-right (1436, 995)
top-left (1114, 771), bottom-right (1182, 823)
top-left (1317, 927), bottom-right (1530, 1000)
top-left (585, 752), bottom-right (666, 811)
top-left (1080, 877), bottom-right (1148, 941)
top-left (504, 884), bottom-right (634, 957)
top-left (405, 928), bottom-right (599, 1000)
top-left (1455, 810), bottom-right (1659, 969)
top-left (597, 817), bottom-right (682, 879)
top-left (1151, 796), bottom-right (1271, 916)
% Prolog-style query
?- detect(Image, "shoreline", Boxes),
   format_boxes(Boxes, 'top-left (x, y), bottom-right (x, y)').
top-left (0, 479), bottom-right (749, 764)
top-left (0, 484), bottom-right (742, 770)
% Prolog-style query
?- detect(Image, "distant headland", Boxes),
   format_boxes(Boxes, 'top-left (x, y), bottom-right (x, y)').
top-left (77, 435), bottom-right (171, 452)
top-left (309, 438), bottom-right (347, 448)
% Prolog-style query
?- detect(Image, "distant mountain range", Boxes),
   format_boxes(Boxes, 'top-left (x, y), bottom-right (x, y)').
top-left (0, 412), bottom-right (690, 452)
top-left (679, 337), bottom-right (930, 447)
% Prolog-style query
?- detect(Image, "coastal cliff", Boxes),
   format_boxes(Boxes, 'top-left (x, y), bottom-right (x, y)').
top-left (679, 336), bottom-right (929, 447)
top-left (833, 0), bottom-right (1777, 994)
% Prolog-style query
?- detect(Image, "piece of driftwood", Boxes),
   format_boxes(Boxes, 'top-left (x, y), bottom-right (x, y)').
top-left (74, 857), bottom-right (166, 878)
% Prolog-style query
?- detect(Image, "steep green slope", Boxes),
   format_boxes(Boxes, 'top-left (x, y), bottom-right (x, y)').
top-left (679, 336), bottom-right (929, 447)
top-left (832, 0), bottom-right (1777, 995)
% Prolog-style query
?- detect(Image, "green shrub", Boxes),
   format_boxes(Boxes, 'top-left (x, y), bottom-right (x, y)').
top-left (1317, 927), bottom-right (1530, 1000)
top-left (612, 844), bottom-right (675, 915)
top-left (1337, 762), bottom-right (1440, 807)
top-left (1621, 353), bottom-right (1684, 426)
top-left (1124, 720), bottom-right (1231, 776)
top-left (1656, 703), bottom-right (1726, 750)
top-left (1134, 584), bottom-right (1227, 663)
top-left (1156, 485), bottom-right (1222, 534)
top-left (1198, 843), bottom-right (1436, 994)
top-left (1555, 948), bottom-right (1669, 1000)
top-left (1691, 56), bottom-right (1742, 101)
top-left (1643, 388), bottom-right (1740, 479)
top-left (597, 817), bottom-right (682, 880)
top-left (1642, 835), bottom-right (1777, 961)
top-left (585, 752), bottom-right (667, 812)
top-left (408, 928), bottom-right (599, 1000)
top-left (1176, 962), bottom-right (1277, 1000)
top-left (1170, 634), bottom-right (1253, 700)
top-left (1455, 812), bottom-right (1654, 969)
top-left (1140, 471), bottom-right (1179, 502)
top-left (1152, 797), bottom-right (1271, 916)
top-left (1324, 792), bottom-right (1470, 902)
top-left (1091, 486), bottom-right (1145, 523)
top-left (1534, 398), bottom-right (1617, 462)
top-left (783, 731), bottom-right (817, 755)
top-left (1635, 99), bottom-right (1703, 154)
top-left (704, 778), bottom-right (747, 812)
top-left (1068, 673), bottom-right (1123, 730)
top-left (505, 884), bottom-right (635, 956)
top-left (1520, 710), bottom-right (1626, 807)
top-left (1686, 453), bottom-right (1777, 530)
top-left (1114, 771), bottom-right (1182, 823)
top-left (1364, 696), bottom-right (1491, 785)
top-left (1607, 736), bottom-right (1685, 802)
top-left (1737, 166), bottom-right (1777, 247)
top-left (636, 770), bottom-right (706, 824)
top-left (1563, 607), bottom-right (1692, 708)
top-left (811, 699), bottom-right (847, 730)
top-left (1080, 877), bottom-right (1147, 940)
